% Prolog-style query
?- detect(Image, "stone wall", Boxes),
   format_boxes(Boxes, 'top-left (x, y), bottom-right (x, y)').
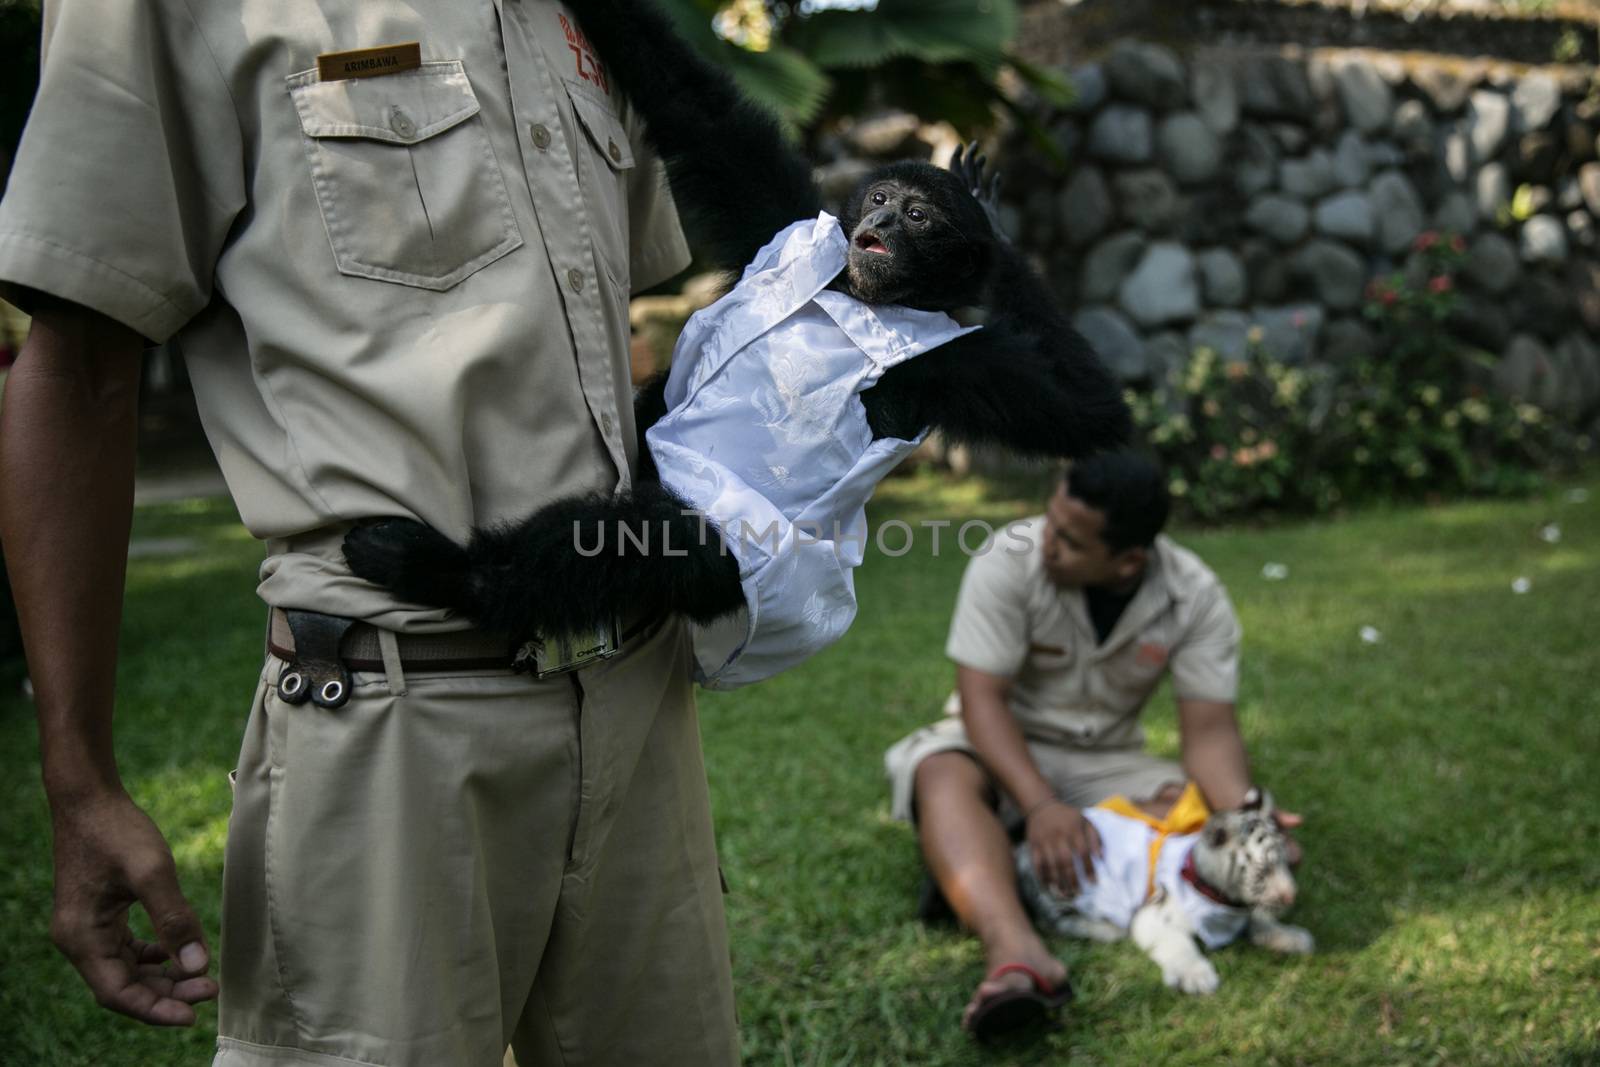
top-left (1014, 0), bottom-right (1600, 69)
top-left (996, 42), bottom-right (1600, 429)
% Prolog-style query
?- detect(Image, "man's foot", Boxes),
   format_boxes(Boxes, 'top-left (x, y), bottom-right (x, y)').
top-left (961, 947), bottom-right (1071, 1040)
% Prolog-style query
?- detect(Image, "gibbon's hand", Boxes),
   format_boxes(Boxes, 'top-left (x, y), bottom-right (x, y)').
top-left (949, 140), bottom-right (1005, 242)
top-left (48, 789), bottom-right (217, 1025)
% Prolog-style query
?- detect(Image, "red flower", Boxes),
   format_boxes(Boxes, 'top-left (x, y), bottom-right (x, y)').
top-left (1380, 289), bottom-right (1399, 306)
top-left (1413, 231), bottom-right (1439, 251)
top-left (1428, 275), bottom-right (1453, 294)
top-left (1449, 234), bottom-right (1466, 254)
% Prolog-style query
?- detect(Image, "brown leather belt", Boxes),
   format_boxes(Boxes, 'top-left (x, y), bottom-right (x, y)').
top-left (268, 607), bottom-right (516, 672)
top-left (267, 607), bottom-right (662, 674)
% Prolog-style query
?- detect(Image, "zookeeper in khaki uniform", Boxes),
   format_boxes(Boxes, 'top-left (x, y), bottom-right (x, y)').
top-left (0, 2), bottom-right (741, 1064)
top-left (882, 452), bottom-right (1299, 1034)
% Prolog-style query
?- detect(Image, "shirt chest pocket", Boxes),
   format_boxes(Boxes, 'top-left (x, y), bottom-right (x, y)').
top-left (1099, 632), bottom-right (1172, 701)
top-left (288, 62), bottom-right (523, 290)
top-left (562, 80), bottom-right (635, 288)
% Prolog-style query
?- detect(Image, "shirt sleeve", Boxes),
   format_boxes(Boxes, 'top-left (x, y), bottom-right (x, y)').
top-left (0, 0), bottom-right (244, 342)
top-left (621, 107), bottom-right (691, 294)
top-left (1168, 584), bottom-right (1242, 703)
top-left (945, 538), bottom-right (1030, 679)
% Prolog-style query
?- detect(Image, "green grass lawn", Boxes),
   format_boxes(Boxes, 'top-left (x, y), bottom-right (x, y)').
top-left (2, 472), bottom-right (1598, 1066)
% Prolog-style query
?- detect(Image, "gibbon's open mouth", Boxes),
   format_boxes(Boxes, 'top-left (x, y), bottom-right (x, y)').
top-left (855, 232), bottom-right (891, 255)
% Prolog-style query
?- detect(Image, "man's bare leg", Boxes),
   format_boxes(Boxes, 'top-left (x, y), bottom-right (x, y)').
top-left (913, 752), bottom-right (1068, 1027)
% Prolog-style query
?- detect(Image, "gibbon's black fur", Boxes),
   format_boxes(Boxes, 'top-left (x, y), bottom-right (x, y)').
top-left (343, 0), bottom-right (1131, 645)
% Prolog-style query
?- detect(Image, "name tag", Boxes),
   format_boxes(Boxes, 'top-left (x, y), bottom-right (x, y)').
top-left (317, 42), bottom-right (422, 82)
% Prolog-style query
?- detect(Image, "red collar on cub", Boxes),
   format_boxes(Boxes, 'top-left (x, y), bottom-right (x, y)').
top-left (1180, 850), bottom-right (1247, 909)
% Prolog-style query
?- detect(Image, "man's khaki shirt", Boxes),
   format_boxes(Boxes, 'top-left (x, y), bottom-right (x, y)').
top-left (944, 518), bottom-right (1242, 749)
top-left (0, 0), bottom-right (689, 627)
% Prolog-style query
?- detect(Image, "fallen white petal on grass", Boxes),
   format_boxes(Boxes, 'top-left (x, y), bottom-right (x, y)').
top-left (1567, 489), bottom-right (1590, 504)
top-left (1512, 577), bottom-right (1532, 595)
top-left (1359, 626), bottom-right (1383, 644)
top-left (1261, 562), bottom-right (1290, 580)
top-left (1538, 524), bottom-right (1562, 544)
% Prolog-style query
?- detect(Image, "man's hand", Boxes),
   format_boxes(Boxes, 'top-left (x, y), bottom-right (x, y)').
top-left (1025, 800), bottom-right (1103, 896)
top-left (49, 790), bottom-right (217, 1026)
top-left (1274, 809), bottom-right (1304, 866)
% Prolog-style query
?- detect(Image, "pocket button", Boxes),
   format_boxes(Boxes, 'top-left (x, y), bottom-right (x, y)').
top-left (607, 139), bottom-right (622, 163)
top-left (530, 123), bottom-right (552, 150)
top-left (567, 268), bottom-right (585, 293)
top-left (389, 106), bottom-right (416, 139)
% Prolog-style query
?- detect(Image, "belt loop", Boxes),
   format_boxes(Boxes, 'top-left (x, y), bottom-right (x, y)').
top-left (377, 628), bottom-right (408, 697)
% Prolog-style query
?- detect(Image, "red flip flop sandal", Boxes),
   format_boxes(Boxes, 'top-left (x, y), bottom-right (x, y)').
top-left (964, 962), bottom-right (1074, 1042)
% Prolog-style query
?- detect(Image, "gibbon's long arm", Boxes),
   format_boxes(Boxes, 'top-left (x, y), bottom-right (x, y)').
top-left (565, 0), bottom-right (821, 273)
top-left (863, 316), bottom-right (1131, 458)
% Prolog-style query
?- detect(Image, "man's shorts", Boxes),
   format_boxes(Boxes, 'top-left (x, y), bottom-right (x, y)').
top-left (884, 715), bottom-right (1185, 829)
top-left (214, 617), bottom-right (739, 1067)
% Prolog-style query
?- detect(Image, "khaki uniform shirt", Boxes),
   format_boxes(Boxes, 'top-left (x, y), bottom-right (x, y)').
top-left (944, 517), bottom-right (1241, 749)
top-left (0, 0), bottom-right (689, 628)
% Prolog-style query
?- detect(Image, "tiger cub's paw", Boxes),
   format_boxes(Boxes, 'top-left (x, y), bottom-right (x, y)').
top-left (1258, 923), bottom-right (1315, 955)
top-left (1165, 958), bottom-right (1221, 996)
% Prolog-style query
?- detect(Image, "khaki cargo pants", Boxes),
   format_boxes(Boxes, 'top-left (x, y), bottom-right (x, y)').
top-left (213, 617), bottom-right (739, 1066)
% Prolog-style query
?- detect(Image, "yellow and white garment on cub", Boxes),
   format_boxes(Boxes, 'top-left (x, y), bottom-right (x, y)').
top-left (1070, 783), bottom-right (1251, 949)
top-left (647, 212), bottom-right (977, 689)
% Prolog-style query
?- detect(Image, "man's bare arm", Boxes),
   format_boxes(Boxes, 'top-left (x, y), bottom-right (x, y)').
top-left (1176, 699), bottom-right (1252, 810)
top-left (1178, 697), bottom-right (1302, 855)
top-left (957, 664), bottom-right (1100, 892)
top-left (0, 299), bottom-right (217, 1025)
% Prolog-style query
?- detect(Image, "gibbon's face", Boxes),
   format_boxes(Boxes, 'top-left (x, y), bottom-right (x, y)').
top-left (839, 162), bottom-right (994, 311)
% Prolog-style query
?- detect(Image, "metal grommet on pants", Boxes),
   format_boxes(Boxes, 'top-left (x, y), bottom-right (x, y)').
top-left (278, 669), bottom-right (310, 704)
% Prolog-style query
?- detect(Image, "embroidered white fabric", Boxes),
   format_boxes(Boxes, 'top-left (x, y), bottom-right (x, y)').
top-left (1067, 807), bottom-right (1251, 949)
top-left (646, 213), bottom-right (977, 689)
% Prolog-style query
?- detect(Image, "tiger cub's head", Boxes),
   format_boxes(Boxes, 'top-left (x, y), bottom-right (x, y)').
top-left (1191, 788), bottom-right (1298, 916)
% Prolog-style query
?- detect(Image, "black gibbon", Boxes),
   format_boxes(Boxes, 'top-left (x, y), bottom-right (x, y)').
top-left (341, 0), bottom-right (1131, 647)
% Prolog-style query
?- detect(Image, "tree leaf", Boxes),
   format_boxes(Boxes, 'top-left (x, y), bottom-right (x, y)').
top-left (1004, 52), bottom-right (1075, 109)
top-left (785, 0), bottom-right (1017, 76)
top-left (650, 0), bottom-right (830, 128)
top-left (722, 43), bottom-right (833, 128)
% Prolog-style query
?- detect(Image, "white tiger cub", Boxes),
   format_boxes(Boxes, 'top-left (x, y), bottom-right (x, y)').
top-left (1015, 785), bottom-right (1312, 996)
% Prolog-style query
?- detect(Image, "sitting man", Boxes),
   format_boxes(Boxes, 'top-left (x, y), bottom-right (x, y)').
top-left (883, 451), bottom-right (1298, 1037)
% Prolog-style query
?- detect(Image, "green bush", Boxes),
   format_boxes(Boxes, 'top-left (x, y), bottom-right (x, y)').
top-left (1131, 231), bottom-right (1573, 520)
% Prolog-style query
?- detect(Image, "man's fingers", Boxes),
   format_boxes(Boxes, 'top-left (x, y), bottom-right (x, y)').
top-left (1086, 819), bottom-right (1105, 860)
top-left (1074, 831), bottom-right (1097, 884)
top-left (122, 964), bottom-right (219, 1002)
top-left (77, 955), bottom-right (200, 1027)
top-left (170, 975), bottom-right (221, 1004)
top-left (1275, 810), bottom-right (1304, 829)
top-left (130, 859), bottom-right (210, 977)
top-left (1045, 844), bottom-right (1076, 896)
top-left (130, 938), bottom-right (169, 965)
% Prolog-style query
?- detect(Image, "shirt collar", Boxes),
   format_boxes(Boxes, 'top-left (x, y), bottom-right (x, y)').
top-left (1078, 538), bottom-right (1175, 659)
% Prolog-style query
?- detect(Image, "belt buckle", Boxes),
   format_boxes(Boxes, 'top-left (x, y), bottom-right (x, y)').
top-left (517, 616), bottom-right (622, 678)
